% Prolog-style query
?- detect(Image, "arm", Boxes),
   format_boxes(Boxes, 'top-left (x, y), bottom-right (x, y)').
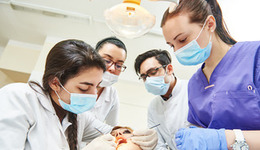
top-left (82, 112), bottom-right (113, 144)
top-left (225, 130), bottom-right (260, 150)
top-left (105, 90), bottom-right (119, 126)
top-left (0, 84), bottom-right (33, 149)
top-left (175, 127), bottom-right (260, 150)
top-left (81, 113), bottom-right (116, 150)
top-left (154, 132), bottom-right (169, 150)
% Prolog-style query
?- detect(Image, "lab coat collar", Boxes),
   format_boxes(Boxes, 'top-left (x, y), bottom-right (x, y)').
top-left (161, 78), bottom-right (182, 104)
top-left (62, 114), bottom-right (72, 132)
top-left (37, 91), bottom-right (73, 132)
top-left (95, 86), bottom-right (112, 108)
top-left (32, 84), bottom-right (56, 115)
top-left (170, 78), bottom-right (182, 99)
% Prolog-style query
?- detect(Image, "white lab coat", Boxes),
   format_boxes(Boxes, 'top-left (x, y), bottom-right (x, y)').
top-left (0, 83), bottom-right (112, 150)
top-left (89, 86), bottom-right (119, 126)
top-left (148, 79), bottom-right (190, 150)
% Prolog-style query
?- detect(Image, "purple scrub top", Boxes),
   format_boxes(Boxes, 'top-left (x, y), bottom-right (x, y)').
top-left (188, 41), bottom-right (260, 130)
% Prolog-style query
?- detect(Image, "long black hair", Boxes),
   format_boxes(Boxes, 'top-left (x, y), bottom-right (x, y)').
top-left (29, 39), bottom-right (106, 150)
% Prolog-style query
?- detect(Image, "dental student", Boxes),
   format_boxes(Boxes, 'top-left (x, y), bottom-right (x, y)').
top-left (93, 37), bottom-right (158, 150)
top-left (0, 39), bottom-right (116, 150)
top-left (90, 37), bottom-right (127, 126)
top-left (135, 49), bottom-right (189, 150)
top-left (161, 0), bottom-right (260, 149)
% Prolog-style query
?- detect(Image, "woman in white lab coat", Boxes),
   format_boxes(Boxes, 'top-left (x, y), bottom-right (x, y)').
top-left (90, 37), bottom-right (127, 126)
top-left (0, 39), bottom-right (116, 150)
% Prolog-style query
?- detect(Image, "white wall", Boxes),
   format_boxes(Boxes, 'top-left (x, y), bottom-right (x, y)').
top-left (0, 46), bottom-right (4, 57)
top-left (114, 80), bottom-right (154, 129)
top-left (219, 0), bottom-right (260, 41)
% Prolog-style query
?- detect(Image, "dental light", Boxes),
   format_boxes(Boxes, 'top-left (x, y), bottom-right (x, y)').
top-left (104, 0), bottom-right (179, 39)
top-left (104, 0), bottom-right (155, 39)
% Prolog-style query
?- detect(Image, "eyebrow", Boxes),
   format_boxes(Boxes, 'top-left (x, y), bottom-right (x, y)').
top-left (174, 32), bottom-right (183, 40)
top-left (79, 82), bottom-right (94, 86)
top-left (140, 67), bottom-right (157, 76)
top-left (103, 54), bottom-right (125, 63)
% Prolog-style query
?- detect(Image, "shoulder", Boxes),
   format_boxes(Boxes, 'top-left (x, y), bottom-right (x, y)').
top-left (175, 79), bottom-right (189, 95)
top-left (108, 86), bottom-right (118, 94)
top-left (177, 79), bottom-right (189, 87)
top-left (0, 83), bottom-right (39, 114)
top-left (148, 96), bottom-right (163, 110)
top-left (235, 41), bottom-right (260, 47)
top-left (233, 41), bottom-right (260, 54)
top-left (0, 83), bottom-right (34, 96)
top-left (0, 83), bottom-right (47, 105)
top-left (101, 86), bottom-right (119, 104)
top-left (108, 86), bottom-right (119, 102)
top-left (103, 86), bottom-right (118, 96)
top-left (188, 68), bottom-right (201, 86)
top-left (230, 41), bottom-right (260, 67)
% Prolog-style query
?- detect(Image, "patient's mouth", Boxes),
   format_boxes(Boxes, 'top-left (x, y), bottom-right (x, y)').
top-left (116, 136), bottom-right (127, 144)
top-left (116, 136), bottom-right (128, 149)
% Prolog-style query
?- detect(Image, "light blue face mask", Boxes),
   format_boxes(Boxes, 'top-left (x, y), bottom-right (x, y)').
top-left (55, 83), bottom-right (97, 114)
top-left (174, 19), bottom-right (212, 66)
top-left (145, 75), bottom-right (170, 95)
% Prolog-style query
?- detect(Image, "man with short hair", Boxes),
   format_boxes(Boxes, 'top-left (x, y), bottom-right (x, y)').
top-left (134, 49), bottom-right (190, 150)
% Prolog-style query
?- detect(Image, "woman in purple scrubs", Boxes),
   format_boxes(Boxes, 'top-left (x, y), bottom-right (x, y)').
top-left (161, 0), bottom-right (260, 149)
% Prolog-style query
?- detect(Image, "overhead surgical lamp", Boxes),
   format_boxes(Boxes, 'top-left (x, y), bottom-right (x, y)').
top-left (104, 0), bottom-right (179, 39)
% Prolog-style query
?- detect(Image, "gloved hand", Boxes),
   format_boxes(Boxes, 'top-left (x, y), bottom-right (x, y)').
top-left (82, 134), bottom-right (116, 150)
top-left (131, 129), bottom-right (158, 150)
top-left (175, 126), bottom-right (228, 150)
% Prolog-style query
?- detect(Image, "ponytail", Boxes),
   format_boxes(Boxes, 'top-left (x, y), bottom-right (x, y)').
top-left (206, 0), bottom-right (236, 45)
top-left (161, 0), bottom-right (236, 45)
top-left (68, 112), bottom-right (78, 150)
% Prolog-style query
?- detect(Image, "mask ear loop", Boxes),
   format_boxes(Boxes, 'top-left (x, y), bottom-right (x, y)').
top-left (54, 90), bottom-right (61, 100)
top-left (209, 34), bottom-right (212, 43)
top-left (57, 80), bottom-right (71, 94)
top-left (195, 19), bottom-right (208, 41)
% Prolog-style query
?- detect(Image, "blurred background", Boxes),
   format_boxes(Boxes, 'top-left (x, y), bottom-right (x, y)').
top-left (0, 0), bottom-right (259, 129)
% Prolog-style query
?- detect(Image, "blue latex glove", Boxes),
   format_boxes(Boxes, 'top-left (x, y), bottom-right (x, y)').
top-left (175, 126), bottom-right (228, 150)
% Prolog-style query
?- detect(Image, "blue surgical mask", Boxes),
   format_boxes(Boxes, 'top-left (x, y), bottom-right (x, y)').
top-left (174, 19), bottom-right (212, 66)
top-left (145, 75), bottom-right (170, 95)
top-left (55, 83), bottom-right (97, 114)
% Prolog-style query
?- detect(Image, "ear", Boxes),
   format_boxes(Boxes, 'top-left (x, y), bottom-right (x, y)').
top-left (49, 77), bottom-right (61, 92)
top-left (206, 15), bottom-right (216, 33)
top-left (166, 64), bottom-right (174, 75)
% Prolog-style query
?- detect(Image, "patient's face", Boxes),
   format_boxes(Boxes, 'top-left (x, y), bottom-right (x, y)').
top-left (111, 127), bottom-right (142, 150)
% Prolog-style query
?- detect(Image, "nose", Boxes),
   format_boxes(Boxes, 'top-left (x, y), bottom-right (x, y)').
top-left (115, 132), bottom-right (123, 137)
top-left (107, 63), bottom-right (116, 73)
top-left (89, 87), bottom-right (97, 95)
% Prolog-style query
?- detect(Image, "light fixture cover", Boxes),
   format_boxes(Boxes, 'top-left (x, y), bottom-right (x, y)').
top-left (104, 2), bottom-right (155, 39)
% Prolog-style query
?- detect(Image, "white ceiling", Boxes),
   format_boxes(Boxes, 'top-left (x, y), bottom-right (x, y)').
top-left (0, 0), bottom-right (259, 82)
top-left (0, 0), bottom-right (171, 46)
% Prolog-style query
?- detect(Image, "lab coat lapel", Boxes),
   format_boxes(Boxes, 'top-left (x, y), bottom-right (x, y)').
top-left (95, 87), bottom-right (110, 108)
top-left (34, 88), bottom-right (56, 115)
top-left (34, 87), bottom-right (71, 142)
